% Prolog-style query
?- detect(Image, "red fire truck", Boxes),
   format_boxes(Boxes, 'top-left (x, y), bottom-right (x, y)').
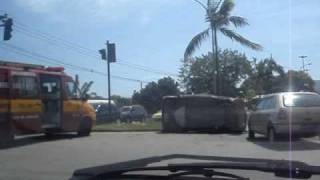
top-left (0, 60), bottom-right (96, 142)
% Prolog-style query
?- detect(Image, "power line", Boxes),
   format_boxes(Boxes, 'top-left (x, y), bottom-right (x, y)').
top-left (14, 22), bottom-right (96, 54)
top-left (14, 25), bottom-right (99, 59)
top-left (13, 22), bottom-right (178, 76)
top-left (0, 43), bottom-right (149, 83)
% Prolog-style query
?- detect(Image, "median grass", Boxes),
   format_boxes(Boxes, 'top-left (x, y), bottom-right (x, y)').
top-left (93, 120), bottom-right (161, 132)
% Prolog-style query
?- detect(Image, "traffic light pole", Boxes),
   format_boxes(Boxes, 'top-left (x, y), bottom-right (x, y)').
top-left (106, 41), bottom-right (112, 117)
top-left (99, 41), bottom-right (116, 118)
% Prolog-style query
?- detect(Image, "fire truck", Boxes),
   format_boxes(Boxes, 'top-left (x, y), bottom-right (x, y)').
top-left (0, 60), bottom-right (96, 142)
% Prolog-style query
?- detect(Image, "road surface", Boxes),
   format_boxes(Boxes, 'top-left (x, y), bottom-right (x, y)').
top-left (1, 132), bottom-right (320, 179)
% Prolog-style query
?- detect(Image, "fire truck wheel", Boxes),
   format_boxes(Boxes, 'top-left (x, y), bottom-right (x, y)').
top-left (0, 123), bottom-right (14, 145)
top-left (77, 118), bottom-right (92, 136)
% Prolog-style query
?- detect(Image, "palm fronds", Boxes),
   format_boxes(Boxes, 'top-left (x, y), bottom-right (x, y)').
top-left (184, 28), bottom-right (210, 59)
top-left (219, 27), bottom-right (263, 50)
top-left (229, 16), bottom-right (248, 27)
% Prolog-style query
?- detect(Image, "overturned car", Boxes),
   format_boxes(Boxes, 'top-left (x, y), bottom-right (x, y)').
top-left (161, 94), bottom-right (247, 133)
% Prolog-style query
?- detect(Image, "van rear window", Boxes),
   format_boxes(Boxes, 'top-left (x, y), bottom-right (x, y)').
top-left (283, 94), bottom-right (320, 107)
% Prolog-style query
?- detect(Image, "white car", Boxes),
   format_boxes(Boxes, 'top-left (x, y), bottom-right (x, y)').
top-left (248, 92), bottom-right (320, 142)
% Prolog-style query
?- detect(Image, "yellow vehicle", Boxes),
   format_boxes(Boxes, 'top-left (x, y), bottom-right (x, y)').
top-left (0, 60), bottom-right (96, 142)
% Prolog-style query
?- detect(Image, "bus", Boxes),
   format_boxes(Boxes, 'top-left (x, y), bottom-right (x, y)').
top-left (0, 60), bottom-right (96, 142)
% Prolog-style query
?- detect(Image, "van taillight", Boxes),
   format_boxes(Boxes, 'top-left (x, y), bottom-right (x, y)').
top-left (278, 108), bottom-right (288, 120)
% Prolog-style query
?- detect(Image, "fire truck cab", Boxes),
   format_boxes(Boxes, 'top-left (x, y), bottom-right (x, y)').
top-left (0, 60), bottom-right (96, 142)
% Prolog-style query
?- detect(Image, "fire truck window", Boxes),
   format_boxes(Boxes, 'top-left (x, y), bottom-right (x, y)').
top-left (40, 76), bottom-right (61, 98)
top-left (66, 81), bottom-right (80, 99)
top-left (0, 72), bottom-right (9, 98)
top-left (12, 76), bottom-right (38, 98)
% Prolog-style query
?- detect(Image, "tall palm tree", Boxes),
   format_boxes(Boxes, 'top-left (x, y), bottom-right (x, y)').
top-left (184, 0), bottom-right (262, 95)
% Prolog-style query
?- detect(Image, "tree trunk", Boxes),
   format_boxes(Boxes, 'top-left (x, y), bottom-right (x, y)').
top-left (211, 28), bottom-right (217, 95)
top-left (214, 26), bottom-right (220, 95)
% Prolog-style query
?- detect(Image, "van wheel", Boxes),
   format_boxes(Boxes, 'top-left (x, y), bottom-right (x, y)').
top-left (267, 127), bottom-right (276, 142)
top-left (78, 118), bottom-right (92, 136)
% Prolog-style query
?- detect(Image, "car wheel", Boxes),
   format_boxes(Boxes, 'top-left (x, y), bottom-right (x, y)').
top-left (248, 130), bottom-right (255, 139)
top-left (247, 122), bottom-right (255, 139)
top-left (248, 124), bottom-right (255, 139)
top-left (267, 127), bottom-right (276, 143)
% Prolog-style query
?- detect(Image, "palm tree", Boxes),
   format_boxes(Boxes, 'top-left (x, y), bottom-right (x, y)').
top-left (75, 74), bottom-right (93, 99)
top-left (184, 0), bottom-right (262, 95)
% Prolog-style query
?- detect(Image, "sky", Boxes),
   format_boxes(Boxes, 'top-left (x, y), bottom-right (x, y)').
top-left (0, 0), bottom-right (320, 97)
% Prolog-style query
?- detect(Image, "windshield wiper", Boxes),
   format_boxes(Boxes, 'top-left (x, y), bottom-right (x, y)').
top-left (71, 154), bottom-right (320, 180)
top-left (104, 166), bottom-right (249, 179)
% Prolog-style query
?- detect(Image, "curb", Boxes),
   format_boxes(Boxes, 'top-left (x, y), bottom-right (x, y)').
top-left (92, 129), bottom-right (161, 132)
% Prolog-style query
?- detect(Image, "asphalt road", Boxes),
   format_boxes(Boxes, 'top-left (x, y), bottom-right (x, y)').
top-left (1, 132), bottom-right (320, 180)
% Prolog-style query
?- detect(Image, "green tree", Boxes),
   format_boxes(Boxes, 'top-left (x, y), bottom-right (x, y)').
top-left (132, 77), bottom-right (180, 113)
top-left (111, 95), bottom-right (132, 107)
top-left (283, 70), bottom-right (315, 92)
top-left (241, 60), bottom-right (315, 97)
top-left (180, 49), bottom-right (252, 97)
top-left (184, 0), bottom-right (262, 95)
top-left (241, 58), bottom-right (285, 97)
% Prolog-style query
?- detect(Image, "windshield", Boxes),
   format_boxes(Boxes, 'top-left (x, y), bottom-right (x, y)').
top-left (1, 0), bottom-right (320, 180)
top-left (284, 94), bottom-right (320, 107)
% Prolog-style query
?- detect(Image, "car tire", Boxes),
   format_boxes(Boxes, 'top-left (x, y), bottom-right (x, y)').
top-left (267, 127), bottom-right (276, 143)
top-left (247, 122), bottom-right (255, 139)
top-left (77, 118), bottom-right (92, 137)
top-left (248, 129), bottom-right (255, 139)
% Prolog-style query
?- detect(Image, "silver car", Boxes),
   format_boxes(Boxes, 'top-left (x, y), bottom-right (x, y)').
top-left (120, 105), bottom-right (147, 122)
top-left (248, 92), bottom-right (320, 142)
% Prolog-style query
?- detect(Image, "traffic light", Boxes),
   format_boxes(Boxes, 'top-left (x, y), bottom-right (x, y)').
top-left (107, 43), bottom-right (116, 63)
top-left (3, 18), bottom-right (13, 41)
top-left (99, 49), bottom-right (107, 60)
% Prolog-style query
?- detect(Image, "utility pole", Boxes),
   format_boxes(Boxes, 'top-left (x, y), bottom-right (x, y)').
top-left (298, 55), bottom-right (311, 72)
top-left (140, 81), bottom-right (143, 91)
top-left (99, 41), bottom-right (116, 117)
top-left (106, 41), bottom-right (111, 116)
